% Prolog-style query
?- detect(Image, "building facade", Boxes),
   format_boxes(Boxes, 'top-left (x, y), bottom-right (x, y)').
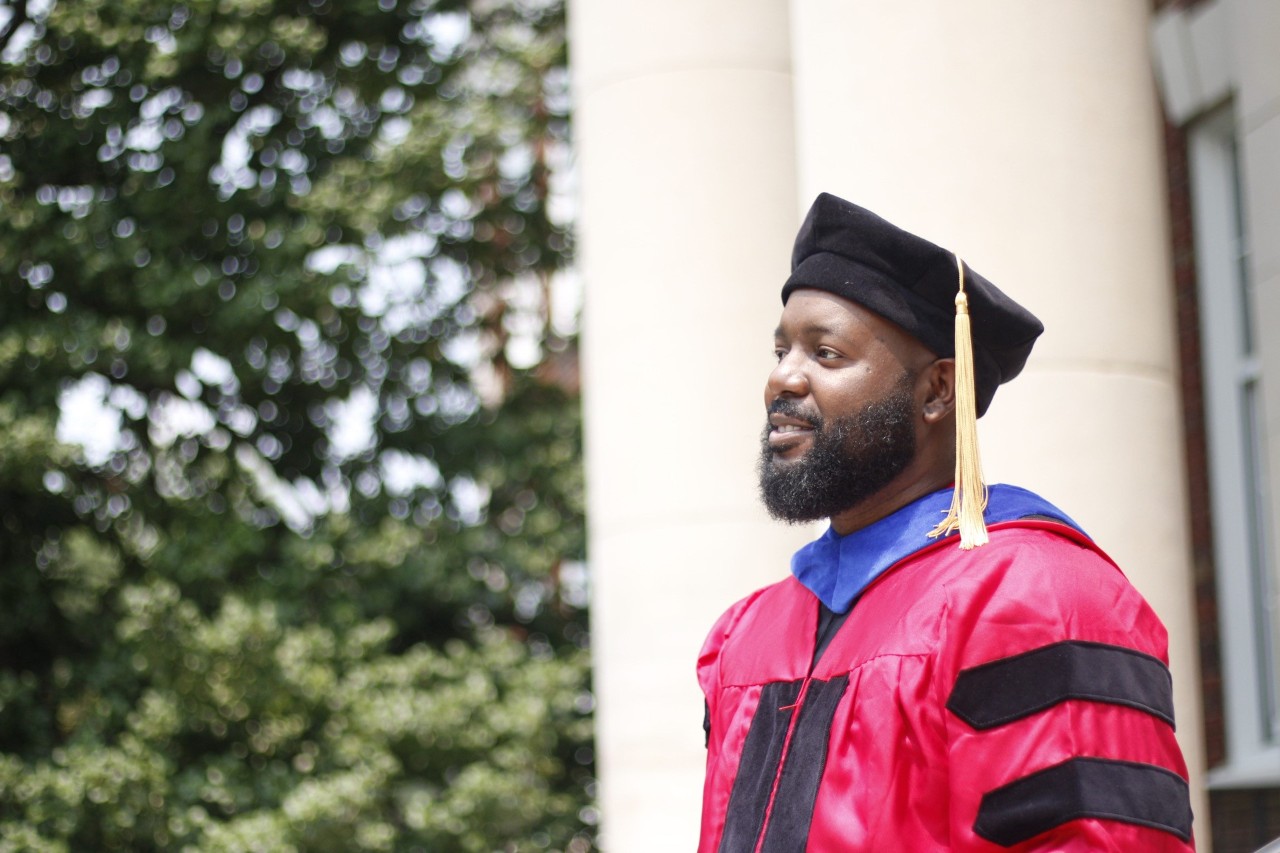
top-left (1154, 1), bottom-right (1280, 849)
top-left (571, 2), bottom-right (1279, 850)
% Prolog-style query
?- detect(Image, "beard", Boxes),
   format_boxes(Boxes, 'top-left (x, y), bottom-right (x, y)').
top-left (757, 373), bottom-right (918, 523)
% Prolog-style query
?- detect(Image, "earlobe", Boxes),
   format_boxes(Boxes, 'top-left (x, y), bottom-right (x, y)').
top-left (921, 359), bottom-right (957, 423)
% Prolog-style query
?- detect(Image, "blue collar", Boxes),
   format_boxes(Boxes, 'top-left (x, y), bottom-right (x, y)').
top-left (790, 484), bottom-right (1085, 613)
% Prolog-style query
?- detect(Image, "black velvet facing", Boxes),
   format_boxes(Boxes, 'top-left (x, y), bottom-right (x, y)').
top-left (758, 675), bottom-right (849, 853)
top-left (717, 676), bottom-right (850, 852)
top-left (974, 757), bottom-right (1193, 846)
top-left (718, 680), bottom-right (801, 853)
top-left (946, 640), bottom-right (1175, 731)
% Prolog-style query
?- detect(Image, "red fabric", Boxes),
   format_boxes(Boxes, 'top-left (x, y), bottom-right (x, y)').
top-left (698, 521), bottom-right (1195, 851)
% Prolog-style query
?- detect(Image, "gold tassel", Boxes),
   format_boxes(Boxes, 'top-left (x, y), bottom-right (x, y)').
top-left (928, 254), bottom-right (989, 549)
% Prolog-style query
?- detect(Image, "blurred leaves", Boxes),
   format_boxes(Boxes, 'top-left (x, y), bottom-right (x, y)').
top-left (0, 0), bottom-right (589, 849)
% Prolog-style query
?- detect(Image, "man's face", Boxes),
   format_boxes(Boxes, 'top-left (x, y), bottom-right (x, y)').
top-left (758, 289), bottom-right (924, 523)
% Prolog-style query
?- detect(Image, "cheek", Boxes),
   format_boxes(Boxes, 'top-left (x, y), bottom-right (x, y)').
top-left (817, 368), bottom-right (917, 419)
top-left (813, 376), bottom-right (876, 415)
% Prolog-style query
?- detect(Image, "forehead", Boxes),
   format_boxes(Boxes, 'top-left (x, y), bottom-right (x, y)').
top-left (777, 287), bottom-right (933, 365)
top-left (778, 288), bottom-right (892, 338)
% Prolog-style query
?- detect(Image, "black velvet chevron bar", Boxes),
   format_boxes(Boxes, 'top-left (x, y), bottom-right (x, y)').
top-left (974, 757), bottom-right (1192, 846)
top-left (947, 640), bottom-right (1175, 730)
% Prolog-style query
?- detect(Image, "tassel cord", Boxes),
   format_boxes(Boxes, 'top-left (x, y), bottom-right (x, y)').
top-left (928, 255), bottom-right (989, 548)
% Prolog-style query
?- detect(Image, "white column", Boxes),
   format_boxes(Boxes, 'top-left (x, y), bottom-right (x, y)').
top-left (569, 2), bottom-right (804, 848)
top-left (789, 0), bottom-right (1207, 829)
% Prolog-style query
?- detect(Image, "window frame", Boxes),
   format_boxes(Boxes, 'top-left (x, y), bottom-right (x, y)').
top-left (1191, 106), bottom-right (1280, 788)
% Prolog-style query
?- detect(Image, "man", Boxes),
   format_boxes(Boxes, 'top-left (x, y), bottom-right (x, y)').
top-left (697, 193), bottom-right (1194, 851)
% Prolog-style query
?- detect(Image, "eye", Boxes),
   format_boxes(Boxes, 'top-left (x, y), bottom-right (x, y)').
top-left (773, 346), bottom-right (787, 362)
top-left (816, 346), bottom-right (841, 360)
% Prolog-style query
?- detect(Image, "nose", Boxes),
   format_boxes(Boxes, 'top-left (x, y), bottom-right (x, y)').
top-left (766, 350), bottom-right (808, 403)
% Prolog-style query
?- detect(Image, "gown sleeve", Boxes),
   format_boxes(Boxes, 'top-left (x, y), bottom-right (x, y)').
top-left (934, 528), bottom-right (1196, 851)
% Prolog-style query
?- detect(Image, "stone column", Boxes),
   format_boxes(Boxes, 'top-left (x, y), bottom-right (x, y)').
top-left (568, 2), bottom-right (804, 847)
top-left (788, 0), bottom-right (1207, 828)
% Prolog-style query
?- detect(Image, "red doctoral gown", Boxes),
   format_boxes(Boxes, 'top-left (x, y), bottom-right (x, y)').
top-left (698, 486), bottom-right (1194, 851)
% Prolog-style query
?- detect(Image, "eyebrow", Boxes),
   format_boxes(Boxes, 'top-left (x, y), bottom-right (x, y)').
top-left (774, 321), bottom-right (844, 340)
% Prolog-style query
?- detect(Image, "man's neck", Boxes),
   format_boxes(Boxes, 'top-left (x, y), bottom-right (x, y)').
top-left (827, 471), bottom-right (953, 536)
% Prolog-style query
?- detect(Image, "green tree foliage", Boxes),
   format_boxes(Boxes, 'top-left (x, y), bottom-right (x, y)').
top-left (0, 0), bottom-right (591, 849)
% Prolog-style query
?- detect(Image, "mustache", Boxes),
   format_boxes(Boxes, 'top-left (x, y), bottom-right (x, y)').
top-left (767, 398), bottom-right (823, 429)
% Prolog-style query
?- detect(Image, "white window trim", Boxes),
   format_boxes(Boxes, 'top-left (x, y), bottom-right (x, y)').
top-left (1191, 108), bottom-right (1280, 789)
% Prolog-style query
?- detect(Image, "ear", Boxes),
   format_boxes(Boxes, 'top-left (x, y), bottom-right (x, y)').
top-left (920, 358), bottom-right (956, 424)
